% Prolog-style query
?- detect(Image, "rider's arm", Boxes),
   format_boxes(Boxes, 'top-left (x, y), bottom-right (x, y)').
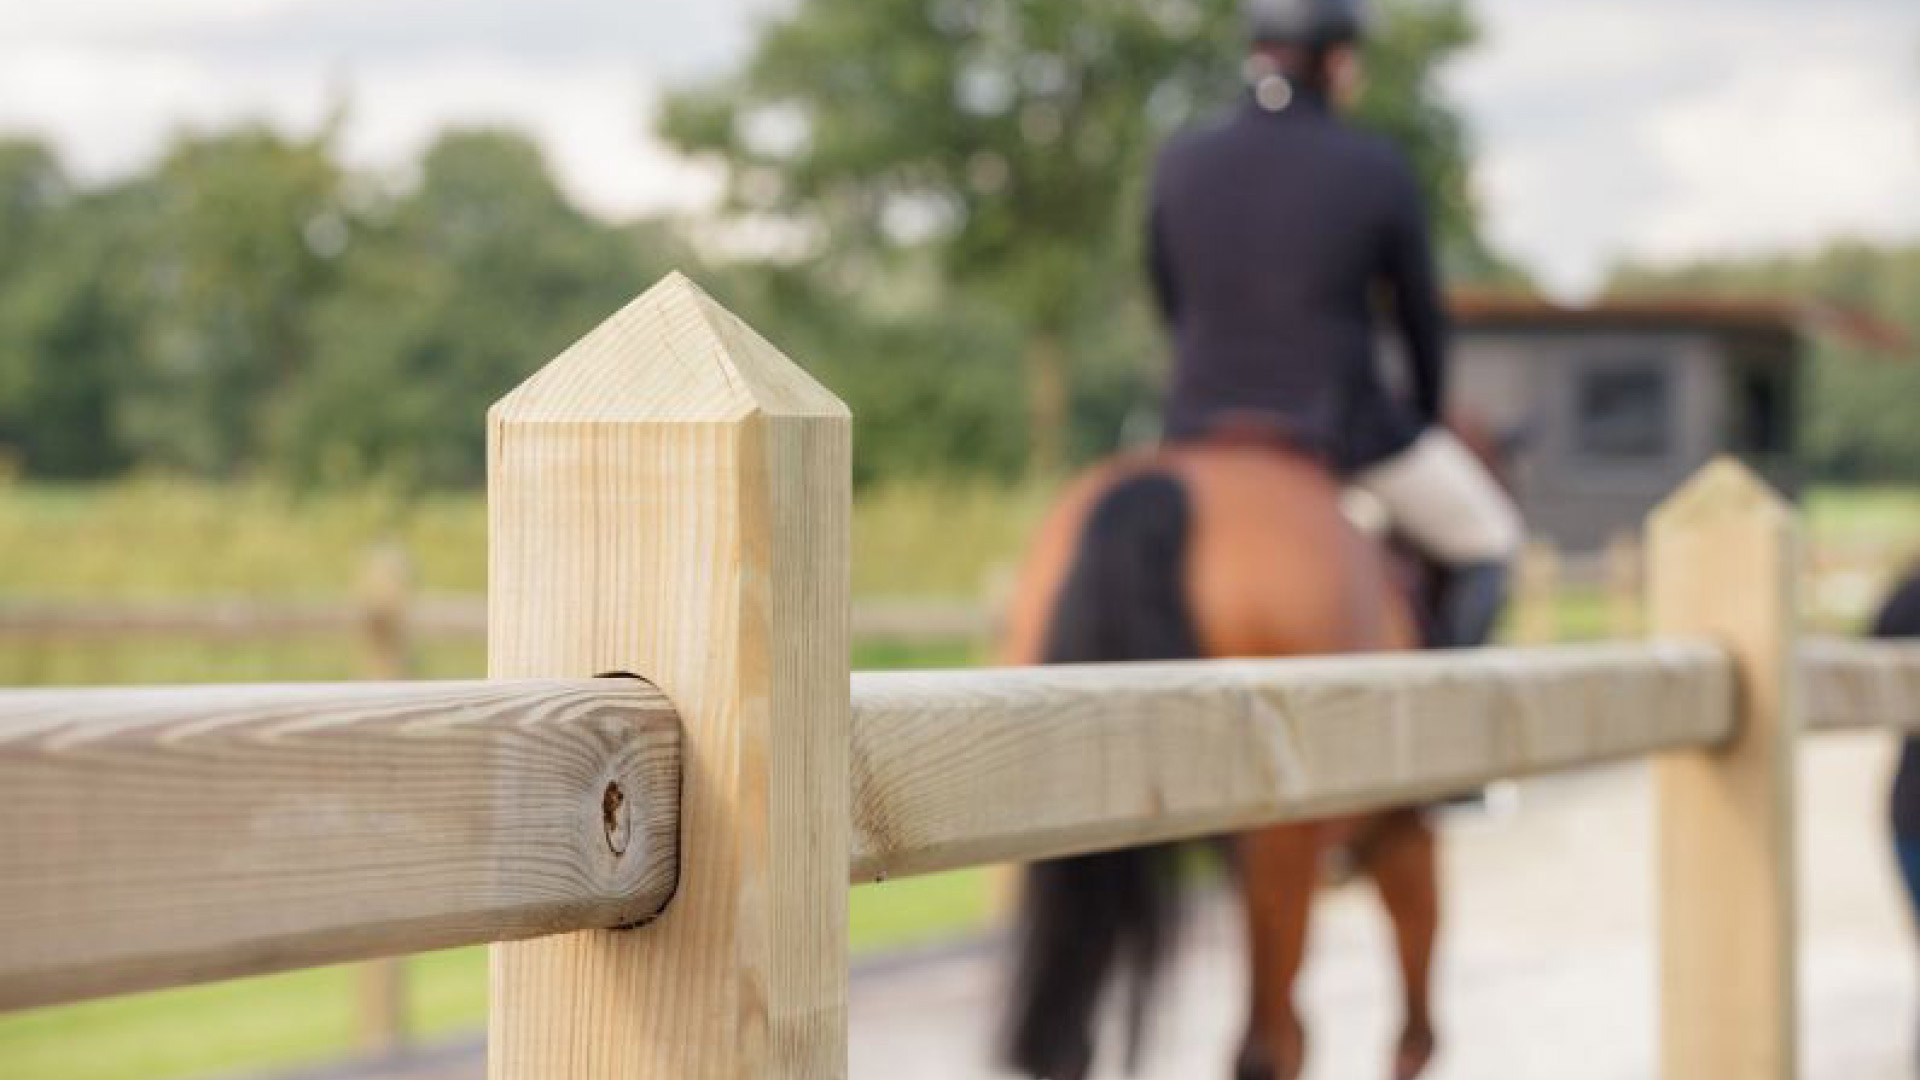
top-left (1383, 165), bottom-right (1447, 426)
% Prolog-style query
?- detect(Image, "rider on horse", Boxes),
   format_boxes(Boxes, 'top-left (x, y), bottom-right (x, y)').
top-left (999, 9), bottom-right (1508, 1076)
top-left (1149, 0), bottom-right (1521, 647)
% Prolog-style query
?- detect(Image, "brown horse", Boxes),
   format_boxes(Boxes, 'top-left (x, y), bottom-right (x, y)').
top-left (996, 439), bottom-right (1439, 1080)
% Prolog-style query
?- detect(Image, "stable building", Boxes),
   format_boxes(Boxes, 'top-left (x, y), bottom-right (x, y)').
top-left (1437, 297), bottom-right (1804, 553)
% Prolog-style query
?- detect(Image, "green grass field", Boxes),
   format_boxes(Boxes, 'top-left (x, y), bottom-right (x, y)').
top-left (2, 475), bottom-right (1912, 615)
top-left (0, 476), bottom-right (1053, 603)
top-left (2, 477), bottom-right (1918, 1080)
top-left (1807, 486), bottom-right (1920, 551)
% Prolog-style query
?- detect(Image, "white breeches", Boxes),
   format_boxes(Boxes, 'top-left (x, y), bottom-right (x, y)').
top-left (1347, 429), bottom-right (1523, 567)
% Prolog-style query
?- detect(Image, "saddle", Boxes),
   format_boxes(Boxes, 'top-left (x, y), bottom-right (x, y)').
top-left (1172, 420), bottom-right (1454, 649)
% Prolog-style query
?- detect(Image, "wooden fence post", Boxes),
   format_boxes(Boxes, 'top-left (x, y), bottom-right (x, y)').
top-left (355, 544), bottom-right (412, 1058)
top-left (358, 542), bottom-right (412, 682)
top-left (1648, 458), bottom-right (1800, 1079)
top-left (1513, 539), bottom-right (1560, 645)
top-left (1605, 530), bottom-right (1642, 639)
top-left (487, 273), bottom-right (852, 1078)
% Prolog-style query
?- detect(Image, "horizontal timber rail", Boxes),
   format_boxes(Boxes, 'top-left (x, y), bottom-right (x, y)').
top-left (1802, 638), bottom-right (1920, 732)
top-left (848, 642), bottom-right (1735, 881)
top-left (0, 678), bottom-right (678, 1011)
top-left (0, 596), bottom-right (991, 644)
top-left (0, 596), bottom-right (488, 639)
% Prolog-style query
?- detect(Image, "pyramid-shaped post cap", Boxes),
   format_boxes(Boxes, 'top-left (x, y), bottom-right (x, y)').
top-left (490, 271), bottom-right (848, 425)
top-left (1650, 456), bottom-right (1794, 533)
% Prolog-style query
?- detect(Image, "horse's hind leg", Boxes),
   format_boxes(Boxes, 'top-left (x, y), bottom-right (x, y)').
top-left (1364, 808), bottom-right (1439, 1080)
top-left (1235, 822), bottom-right (1318, 1080)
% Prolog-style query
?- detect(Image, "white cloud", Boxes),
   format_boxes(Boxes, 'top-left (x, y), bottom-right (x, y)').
top-left (1455, 0), bottom-right (1920, 296)
top-left (0, 44), bottom-right (318, 179)
top-left (329, 58), bottom-right (723, 217)
top-left (0, 0), bottom-right (310, 39)
top-left (0, 0), bottom-right (750, 219)
top-left (2, 0), bottom-right (1915, 292)
top-left (1636, 62), bottom-right (1920, 260)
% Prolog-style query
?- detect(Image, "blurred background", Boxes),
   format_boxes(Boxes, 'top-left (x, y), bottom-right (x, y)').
top-left (1, 1), bottom-right (1917, 1078)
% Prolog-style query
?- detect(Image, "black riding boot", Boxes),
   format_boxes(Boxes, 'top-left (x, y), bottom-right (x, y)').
top-left (1435, 560), bottom-right (1510, 648)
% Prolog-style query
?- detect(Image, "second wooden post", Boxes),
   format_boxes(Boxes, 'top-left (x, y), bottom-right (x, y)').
top-left (1648, 458), bottom-right (1801, 1079)
top-left (488, 273), bottom-right (852, 1078)
top-left (356, 543), bottom-right (413, 1058)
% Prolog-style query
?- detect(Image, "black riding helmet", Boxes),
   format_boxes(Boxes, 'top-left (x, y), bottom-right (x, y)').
top-left (1245, 0), bottom-right (1372, 47)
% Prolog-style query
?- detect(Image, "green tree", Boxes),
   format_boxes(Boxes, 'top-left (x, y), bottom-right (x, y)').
top-left (0, 139), bottom-right (72, 420)
top-left (0, 140), bottom-right (65, 276)
top-left (0, 141), bottom-right (141, 477)
top-left (1350, 2), bottom-right (1517, 282)
top-left (276, 130), bottom-right (674, 488)
top-left (106, 126), bottom-right (350, 476)
top-left (697, 260), bottom-right (1035, 487)
top-left (0, 128), bottom-right (689, 489)
top-left (662, 0), bottom-right (1504, 475)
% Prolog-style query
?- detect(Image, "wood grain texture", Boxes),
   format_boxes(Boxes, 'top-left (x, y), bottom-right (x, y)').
top-left (488, 272), bottom-right (851, 1079)
top-left (848, 642), bottom-right (1733, 881)
top-left (1649, 458), bottom-right (1800, 1080)
top-left (0, 679), bottom-right (677, 1012)
top-left (1802, 637), bottom-right (1920, 732)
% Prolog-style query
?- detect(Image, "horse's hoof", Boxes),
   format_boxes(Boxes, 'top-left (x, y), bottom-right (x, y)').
top-left (1392, 1023), bottom-right (1435, 1080)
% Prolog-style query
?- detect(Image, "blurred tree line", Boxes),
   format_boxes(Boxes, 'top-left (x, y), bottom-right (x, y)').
top-left (0, 124), bottom-right (1052, 490)
top-left (0, 128), bottom-right (682, 488)
top-left (663, 0), bottom-right (1518, 476)
top-left (1612, 241), bottom-right (1920, 484)
top-left (0, 0), bottom-right (1510, 490)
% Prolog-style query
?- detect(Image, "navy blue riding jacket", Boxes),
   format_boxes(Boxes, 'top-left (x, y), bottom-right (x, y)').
top-left (1149, 89), bottom-right (1447, 474)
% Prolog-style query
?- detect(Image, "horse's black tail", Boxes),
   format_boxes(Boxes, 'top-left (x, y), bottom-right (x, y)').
top-left (1000, 471), bottom-right (1202, 1080)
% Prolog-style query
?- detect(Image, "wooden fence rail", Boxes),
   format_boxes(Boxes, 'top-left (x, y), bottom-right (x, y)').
top-left (0, 678), bottom-right (679, 1012)
top-left (6, 276), bottom-right (1920, 1080)
top-left (1803, 638), bottom-right (1920, 732)
top-left (0, 596), bottom-right (989, 646)
top-left (849, 642), bottom-right (1733, 880)
top-left (3, 635), bottom-right (1909, 1017)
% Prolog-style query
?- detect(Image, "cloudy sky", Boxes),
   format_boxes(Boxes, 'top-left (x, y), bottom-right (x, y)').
top-left (3, 0), bottom-right (1916, 295)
